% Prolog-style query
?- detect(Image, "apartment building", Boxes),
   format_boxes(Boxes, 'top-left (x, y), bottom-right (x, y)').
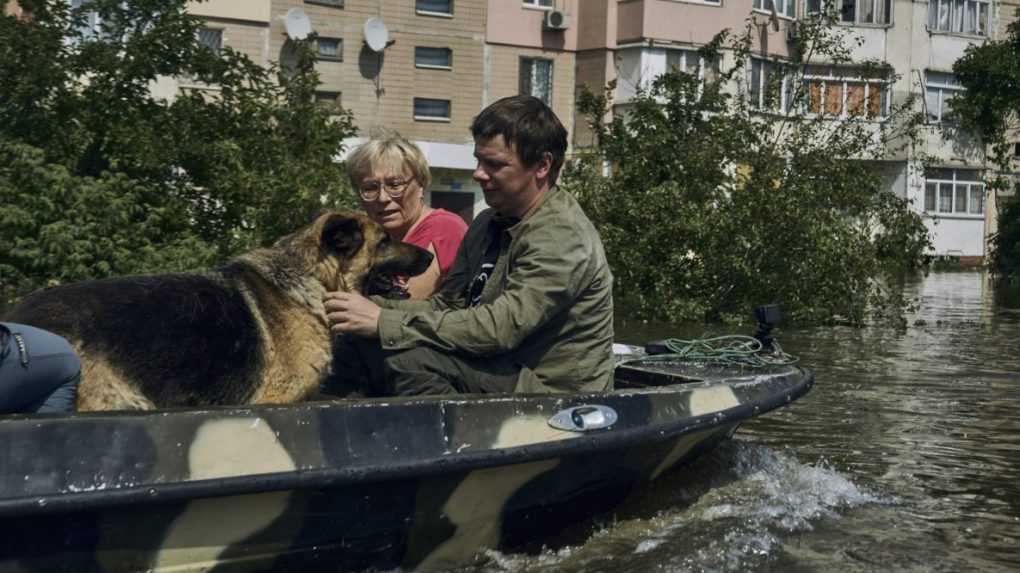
top-left (569, 0), bottom-right (1010, 263)
top-left (13, 0), bottom-right (1010, 254)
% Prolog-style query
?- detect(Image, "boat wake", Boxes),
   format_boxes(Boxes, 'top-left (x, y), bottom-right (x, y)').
top-left (473, 439), bottom-right (890, 573)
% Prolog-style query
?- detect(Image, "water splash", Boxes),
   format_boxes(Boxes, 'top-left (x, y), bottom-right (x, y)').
top-left (470, 440), bottom-right (886, 573)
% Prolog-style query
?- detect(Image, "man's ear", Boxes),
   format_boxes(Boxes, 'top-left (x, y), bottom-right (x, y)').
top-left (321, 214), bottom-right (364, 259)
top-left (535, 151), bottom-right (553, 180)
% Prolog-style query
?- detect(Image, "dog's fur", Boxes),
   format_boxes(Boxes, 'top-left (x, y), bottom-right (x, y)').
top-left (2, 210), bottom-right (432, 411)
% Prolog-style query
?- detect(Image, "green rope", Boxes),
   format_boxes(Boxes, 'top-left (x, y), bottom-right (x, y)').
top-left (629, 335), bottom-right (798, 368)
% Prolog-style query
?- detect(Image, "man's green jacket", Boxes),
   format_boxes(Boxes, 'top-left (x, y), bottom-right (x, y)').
top-left (375, 187), bottom-right (614, 393)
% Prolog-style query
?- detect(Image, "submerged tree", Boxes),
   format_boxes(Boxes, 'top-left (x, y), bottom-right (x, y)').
top-left (562, 17), bottom-right (931, 325)
top-left (953, 16), bottom-right (1020, 280)
top-left (0, 0), bottom-right (357, 307)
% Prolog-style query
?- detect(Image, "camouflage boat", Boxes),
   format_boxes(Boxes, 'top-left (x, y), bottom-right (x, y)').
top-left (0, 348), bottom-right (812, 573)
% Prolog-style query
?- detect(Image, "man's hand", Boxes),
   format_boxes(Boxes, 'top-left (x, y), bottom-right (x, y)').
top-left (323, 292), bottom-right (381, 338)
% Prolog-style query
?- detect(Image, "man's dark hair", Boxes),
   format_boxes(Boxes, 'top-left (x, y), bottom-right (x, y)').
top-left (470, 95), bottom-right (568, 185)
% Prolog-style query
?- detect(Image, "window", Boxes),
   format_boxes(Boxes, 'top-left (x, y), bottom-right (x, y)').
top-left (928, 0), bottom-right (989, 35)
top-left (667, 49), bottom-right (721, 96)
top-left (802, 65), bottom-right (890, 119)
top-left (316, 37), bottom-right (342, 61)
top-left (520, 57), bottom-right (553, 105)
top-left (198, 28), bottom-right (222, 55)
top-left (415, 47), bottom-right (452, 69)
top-left (523, 0), bottom-right (553, 7)
top-left (315, 91), bottom-right (342, 110)
top-left (70, 0), bottom-right (101, 39)
top-left (806, 0), bottom-right (891, 24)
top-left (749, 59), bottom-right (796, 112)
top-left (416, 0), bottom-right (453, 15)
top-left (754, 0), bottom-right (796, 18)
top-left (924, 169), bottom-right (984, 215)
top-left (924, 71), bottom-right (962, 123)
top-left (414, 98), bottom-right (451, 121)
top-left (305, 0), bottom-right (343, 6)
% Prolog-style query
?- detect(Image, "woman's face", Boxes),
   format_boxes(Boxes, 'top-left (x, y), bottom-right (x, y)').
top-left (358, 163), bottom-right (425, 238)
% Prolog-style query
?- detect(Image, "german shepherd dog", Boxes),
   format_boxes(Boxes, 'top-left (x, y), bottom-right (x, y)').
top-left (2, 211), bottom-right (432, 411)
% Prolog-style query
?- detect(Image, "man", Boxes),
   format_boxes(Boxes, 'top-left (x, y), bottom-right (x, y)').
top-left (324, 95), bottom-right (613, 395)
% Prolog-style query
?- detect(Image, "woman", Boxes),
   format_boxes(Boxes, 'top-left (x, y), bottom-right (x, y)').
top-left (346, 132), bottom-right (468, 299)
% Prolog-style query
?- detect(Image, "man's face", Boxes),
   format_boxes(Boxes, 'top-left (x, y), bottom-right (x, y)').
top-left (472, 135), bottom-right (546, 217)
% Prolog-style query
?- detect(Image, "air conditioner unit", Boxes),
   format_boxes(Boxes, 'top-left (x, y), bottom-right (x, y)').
top-left (543, 9), bottom-right (571, 31)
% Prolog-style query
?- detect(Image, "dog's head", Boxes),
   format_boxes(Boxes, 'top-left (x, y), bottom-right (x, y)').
top-left (276, 210), bottom-right (433, 295)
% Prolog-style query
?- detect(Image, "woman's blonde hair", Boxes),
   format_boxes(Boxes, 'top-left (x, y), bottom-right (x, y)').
top-left (346, 129), bottom-right (431, 193)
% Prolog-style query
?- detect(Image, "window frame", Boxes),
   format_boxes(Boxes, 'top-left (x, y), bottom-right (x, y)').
top-left (413, 97), bottom-right (452, 122)
top-left (666, 49), bottom-right (722, 98)
top-left (414, 46), bottom-right (453, 70)
top-left (804, 0), bottom-right (892, 25)
top-left (924, 70), bottom-right (963, 124)
top-left (753, 0), bottom-right (796, 19)
top-left (800, 64), bottom-right (891, 120)
top-left (519, 56), bottom-right (554, 105)
top-left (415, 0), bottom-right (454, 17)
top-left (315, 90), bottom-right (343, 109)
top-left (315, 37), bottom-right (343, 62)
top-left (522, 0), bottom-right (554, 8)
top-left (923, 169), bottom-right (985, 216)
top-left (927, 0), bottom-right (990, 36)
top-left (748, 58), bottom-right (797, 113)
top-left (198, 27), bottom-right (223, 55)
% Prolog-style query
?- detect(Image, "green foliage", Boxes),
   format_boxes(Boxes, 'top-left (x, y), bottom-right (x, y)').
top-left (563, 17), bottom-right (931, 325)
top-left (953, 15), bottom-right (1020, 279)
top-left (0, 0), bottom-right (358, 307)
top-left (990, 195), bottom-right (1020, 278)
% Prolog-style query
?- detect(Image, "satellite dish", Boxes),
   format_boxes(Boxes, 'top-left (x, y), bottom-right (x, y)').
top-left (363, 17), bottom-right (390, 52)
top-left (283, 8), bottom-right (312, 40)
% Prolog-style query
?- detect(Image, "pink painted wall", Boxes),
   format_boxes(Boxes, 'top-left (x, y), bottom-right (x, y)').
top-left (617, 0), bottom-right (792, 57)
top-left (486, 0), bottom-right (580, 50)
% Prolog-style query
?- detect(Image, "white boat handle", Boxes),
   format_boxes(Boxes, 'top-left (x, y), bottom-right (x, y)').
top-left (548, 404), bottom-right (618, 432)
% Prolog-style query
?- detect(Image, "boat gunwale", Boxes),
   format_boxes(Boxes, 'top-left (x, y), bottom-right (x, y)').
top-left (0, 367), bottom-right (814, 517)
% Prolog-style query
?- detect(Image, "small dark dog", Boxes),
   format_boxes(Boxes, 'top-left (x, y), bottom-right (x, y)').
top-left (3, 210), bottom-right (432, 411)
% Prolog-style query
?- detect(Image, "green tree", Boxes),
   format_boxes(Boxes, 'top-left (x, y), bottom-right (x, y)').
top-left (0, 0), bottom-right (358, 307)
top-left (953, 16), bottom-right (1020, 279)
top-left (562, 18), bottom-right (931, 325)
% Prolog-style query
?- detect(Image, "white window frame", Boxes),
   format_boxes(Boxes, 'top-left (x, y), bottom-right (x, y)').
top-left (522, 0), bottom-right (553, 8)
top-left (520, 57), bottom-right (554, 105)
top-left (667, 49), bottom-right (721, 98)
top-left (414, 46), bottom-right (453, 70)
top-left (924, 71), bottom-right (963, 123)
top-left (754, 0), bottom-right (796, 18)
top-left (415, 0), bottom-right (454, 17)
top-left (924, 169), bottom-right (985, 216)
top-left (927, 0), bottom-right (989, 35)
top-left (413, 97), bottom-right (451, 122)
top-left (805, 0), bottom-right (891, 25)
top-left (198, 27), bottom-right (223, 55)
top-left (748, 58), bottom-right (796, 113)
top-left (801, 65), bottom-right (891, 119)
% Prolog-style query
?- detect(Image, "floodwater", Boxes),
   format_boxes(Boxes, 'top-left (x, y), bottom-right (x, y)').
top-left (471, 271), bottom-right (1020, 573)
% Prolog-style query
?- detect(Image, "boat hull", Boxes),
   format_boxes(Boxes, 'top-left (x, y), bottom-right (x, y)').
top-left (0, 362), bottom-right (812, 572)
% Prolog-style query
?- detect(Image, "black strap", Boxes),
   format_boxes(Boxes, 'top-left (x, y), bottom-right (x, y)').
top-left (464, 215), bottom-right (519, 307)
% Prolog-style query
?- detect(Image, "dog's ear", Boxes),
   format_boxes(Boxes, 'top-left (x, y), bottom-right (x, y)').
top-left (321, 215), bottom-right (364, 259)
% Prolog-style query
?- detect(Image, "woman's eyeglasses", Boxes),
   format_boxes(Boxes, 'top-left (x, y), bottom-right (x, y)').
top-left (359, 178), bottom-right (413, 201)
